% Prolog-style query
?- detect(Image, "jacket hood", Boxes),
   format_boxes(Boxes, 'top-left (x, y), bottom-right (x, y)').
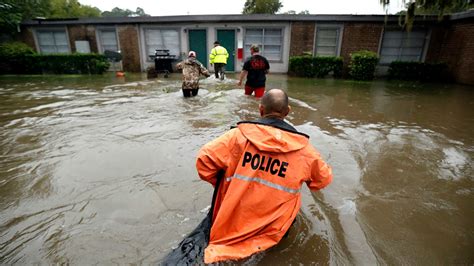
top-left (185, 57), bottom-right (198, 65)
top-left (237, 121), bottom-right (309, 153)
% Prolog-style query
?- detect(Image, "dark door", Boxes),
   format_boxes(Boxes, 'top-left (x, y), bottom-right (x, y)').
top-left (188, 29), bottom-right (207, 66)
top-left (216, 29), bottom-right (235, 71)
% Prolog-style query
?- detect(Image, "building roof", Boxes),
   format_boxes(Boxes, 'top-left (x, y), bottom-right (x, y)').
top-left (21, 10), bottom-right (474, 26)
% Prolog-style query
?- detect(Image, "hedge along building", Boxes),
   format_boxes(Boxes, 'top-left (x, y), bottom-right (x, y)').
top-left (19, 11), bottom-right (474, 84)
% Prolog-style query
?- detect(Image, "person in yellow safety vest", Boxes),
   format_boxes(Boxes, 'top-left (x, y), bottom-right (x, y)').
top-left (209, 41), bottom-right (229, 80)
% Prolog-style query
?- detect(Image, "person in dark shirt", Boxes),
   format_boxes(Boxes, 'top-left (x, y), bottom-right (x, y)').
top-left (237, 44), bottom-right (270, 98)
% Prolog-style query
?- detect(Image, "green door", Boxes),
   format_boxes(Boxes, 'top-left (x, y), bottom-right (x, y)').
top-left (188, 29), bottom-right (207, 66)
top-left (216, 29), bottom-right (235, 71)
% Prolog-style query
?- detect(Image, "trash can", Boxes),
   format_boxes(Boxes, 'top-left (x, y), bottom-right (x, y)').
top-left (149, 49), bottom-right (176, 78)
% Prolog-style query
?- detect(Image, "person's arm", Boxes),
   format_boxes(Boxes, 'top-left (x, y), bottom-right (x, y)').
top-left (209, 48), bottom-right (216, 65)
top-left (196, 129), bottom-right (236, 187)
top-left (237, 70), bottom-right (248, 86)
top-left (200, 64), bottom-right (211, 77)
top-left (176, 61), bottom-right (183, 70)
top-left (306, 149), bottom-right (333, 191)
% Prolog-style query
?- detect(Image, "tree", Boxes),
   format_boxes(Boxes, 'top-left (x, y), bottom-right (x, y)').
top-left (48, 0), bottom-right (101, 18)
top-left (102, 6), bottom-right (150, 17)
top-left (242, 0), bottom-right (283, 14)
top-left (381, 0), bottom-right (474, 30)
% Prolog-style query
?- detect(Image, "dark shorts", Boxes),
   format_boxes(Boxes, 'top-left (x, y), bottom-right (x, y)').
top-left (244, 85), bottom-right (265, 98)
top-left (182, 88), bottom-right (199, 97)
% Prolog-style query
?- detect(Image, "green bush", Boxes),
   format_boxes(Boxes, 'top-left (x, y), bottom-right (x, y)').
top-left (0, 42), bottom-right (36, 57)
top-left (388, 61), bottom-right (448, 81)
top-left (349, 50), bottom-right (379, 81)
top-left (289, 55), bottom-right (343, 78)
top-left (0, 53), bottom-right (110, 74)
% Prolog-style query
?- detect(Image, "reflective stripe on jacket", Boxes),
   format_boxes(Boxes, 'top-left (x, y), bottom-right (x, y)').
top-left (209, 45), bottom-right (229, 64)
top-left (196, 119), bottom-right (333, 263)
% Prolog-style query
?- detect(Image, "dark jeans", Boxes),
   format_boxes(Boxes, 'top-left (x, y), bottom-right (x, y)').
top-left (182, 88), bottom-right (199, 97)
top-left (213, 63), bottom-right (226, 79)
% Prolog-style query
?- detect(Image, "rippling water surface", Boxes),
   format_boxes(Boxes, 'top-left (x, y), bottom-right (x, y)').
top-left (0, 74), bottom-right (473, 264)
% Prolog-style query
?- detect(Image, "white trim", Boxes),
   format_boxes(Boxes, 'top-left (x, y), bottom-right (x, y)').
top-left (313, 23), bottom-right (344, 57)
top-left (33, 26), bottom-right (71, 54)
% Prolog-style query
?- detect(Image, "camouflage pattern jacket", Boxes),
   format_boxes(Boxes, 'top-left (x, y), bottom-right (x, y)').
top-left (176, 58), bottom-right (210, 90)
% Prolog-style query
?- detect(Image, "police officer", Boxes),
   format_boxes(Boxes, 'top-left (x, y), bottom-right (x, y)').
top-left (196, 88), bottom-right (333, 263)
top-left (209, 41), bottom-right (229, 80)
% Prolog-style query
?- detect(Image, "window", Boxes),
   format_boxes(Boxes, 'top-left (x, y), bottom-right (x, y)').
top-left (244, 28), bottom-right (283, 61)
top-left (379, 30), bottom-right (427, 64)
top-left (314, 27), bottom-right (341, 56)
top-left (36, 30), bottom-right (69, 54)
top-left (98, 29), bottom-right (118, 52)
top-left (144, 28), bottom-right (180, 60)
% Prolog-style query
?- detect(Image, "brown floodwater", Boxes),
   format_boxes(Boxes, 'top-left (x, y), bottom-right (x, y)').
top-left (0, 73), bottom-right (473, 264)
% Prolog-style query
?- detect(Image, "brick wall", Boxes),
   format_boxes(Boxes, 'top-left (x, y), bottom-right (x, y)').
top-left (18, 26), bottom-right (36, 50)
top-left (117, 25), bottom-right (141, 72)
top-left (289, 22), bottom-right (315, 56)
top-left (67, 25), bottom-right (98, 53)
top-left (340, 22), bottom-right (384, 75)
top-left (436, 20), bottom-right (474, 85)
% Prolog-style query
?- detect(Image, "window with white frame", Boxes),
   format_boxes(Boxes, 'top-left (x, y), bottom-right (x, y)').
top-left (314, 27), bottom-right (341, 56)
top-left (244, 28), bottom-right (283, 61)
top-left (36, 30), bottom-right (69, 54)
top-left (144, 28), bottom-right (180, 60)
top-left (379, 30), bottom-right (427, 64)
top-left (98, 29), bottom-right (119, 52)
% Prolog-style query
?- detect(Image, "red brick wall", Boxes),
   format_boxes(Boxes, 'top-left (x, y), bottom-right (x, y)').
top-left (67, 25), bottom-right (98, 53)
top-left (117, 25), bottom-right (141, 72)
top-left (290, 22), bottom-right (315, 56)
top-left (436, 21), bottom-right (474, 85)
top-left (340, 22), bottom-right (384, 75)
top-left (18, 27), bottom-right (37, 51)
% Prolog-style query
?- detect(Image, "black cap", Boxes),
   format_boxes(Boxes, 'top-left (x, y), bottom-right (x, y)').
top-left (214, 41), bottom-right (220, 45)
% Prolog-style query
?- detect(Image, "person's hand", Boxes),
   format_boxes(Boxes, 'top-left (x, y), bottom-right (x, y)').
top-left (237, 80), bottom-right (242, 86)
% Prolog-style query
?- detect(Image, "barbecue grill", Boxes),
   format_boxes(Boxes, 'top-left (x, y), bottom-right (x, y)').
top-left (149, 49), bottom-right (176, 78)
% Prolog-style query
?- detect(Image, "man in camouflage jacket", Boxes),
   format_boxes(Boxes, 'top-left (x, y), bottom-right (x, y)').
top-left (176, 51), bottom-right (210, 97)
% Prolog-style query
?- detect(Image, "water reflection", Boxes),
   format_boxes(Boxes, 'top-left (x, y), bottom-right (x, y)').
top-left (0, 74), bottom-right (473, 264)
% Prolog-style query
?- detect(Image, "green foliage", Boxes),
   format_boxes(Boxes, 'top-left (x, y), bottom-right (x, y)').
top-left (0, 42), bottom-right (36, 57)
top-left (388, 61), bottom-right (448, 81)
top-left (349, 50), bottom-right (379, 81)
top-left (102, 7), bottom-right (150, 17)
top-left (242, 0), bottom-right (283, 14)
top-left (289, 56), bottom-right (343, 78)
top-left (381, 0), bottom-right (473, 31)
top-left (0, 53), bottom-right (110, 74)
top-left (48, 0), bottom-right (101, 18)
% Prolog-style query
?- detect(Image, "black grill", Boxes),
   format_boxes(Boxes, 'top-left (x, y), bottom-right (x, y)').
top-left (149, 49), bottom-right (176, 77)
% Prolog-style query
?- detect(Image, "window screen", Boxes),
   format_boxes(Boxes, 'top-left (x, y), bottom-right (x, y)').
top-left (315, 28), bottom-right (340, 56)
top-left (37, 30), bottom-right (69, 54)
top-left (144, 29), bottom-right (180, 60)
top-left (379, 30), bottom-right (427, 64)
top-left (244, 28), bottom-right (283, 61)
top-left (99, 29), bottom-right (118, 52)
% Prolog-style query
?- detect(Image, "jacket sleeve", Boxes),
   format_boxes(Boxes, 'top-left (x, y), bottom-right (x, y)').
top-left (306, 149), bottom-right (333, 191)
top-left (196, 129), bottom-right (237, 187)
top-left (199, 64), bottom-right (210, 77)
top-left (176, 61), bottom-right (183, 70)
top-left (209, 48), bottom-right (216, 64)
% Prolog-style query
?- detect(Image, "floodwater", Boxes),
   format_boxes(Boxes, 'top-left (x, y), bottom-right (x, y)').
top-left (0, 73), bottom-right (473, 265)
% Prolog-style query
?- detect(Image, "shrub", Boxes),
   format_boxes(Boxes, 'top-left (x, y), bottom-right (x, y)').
top-left (289, 55), bottom-right (343, 78)
top-left (349, 50), bottom-right (379, 81)
top-left (0, 42), bottom-right (36, 57)
top-left (0, 53), bottom-right (110, 74)
top-left (388, 61), bottom-right (448, 81)
top-left (289, 56), bottom-right (315, 77)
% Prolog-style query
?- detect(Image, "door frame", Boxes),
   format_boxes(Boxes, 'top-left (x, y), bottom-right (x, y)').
top-left (187, 28), bottom-right (209, 66)
top-left (215, 28), bottom-right (237, 72)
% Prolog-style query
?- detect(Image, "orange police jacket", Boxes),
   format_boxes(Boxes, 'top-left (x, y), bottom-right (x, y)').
top-left (196, 119), bottom-right (333, 263)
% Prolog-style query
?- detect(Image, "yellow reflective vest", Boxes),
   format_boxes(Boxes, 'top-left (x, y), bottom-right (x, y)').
top-left (209, 45), bottom-right (229, 64)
